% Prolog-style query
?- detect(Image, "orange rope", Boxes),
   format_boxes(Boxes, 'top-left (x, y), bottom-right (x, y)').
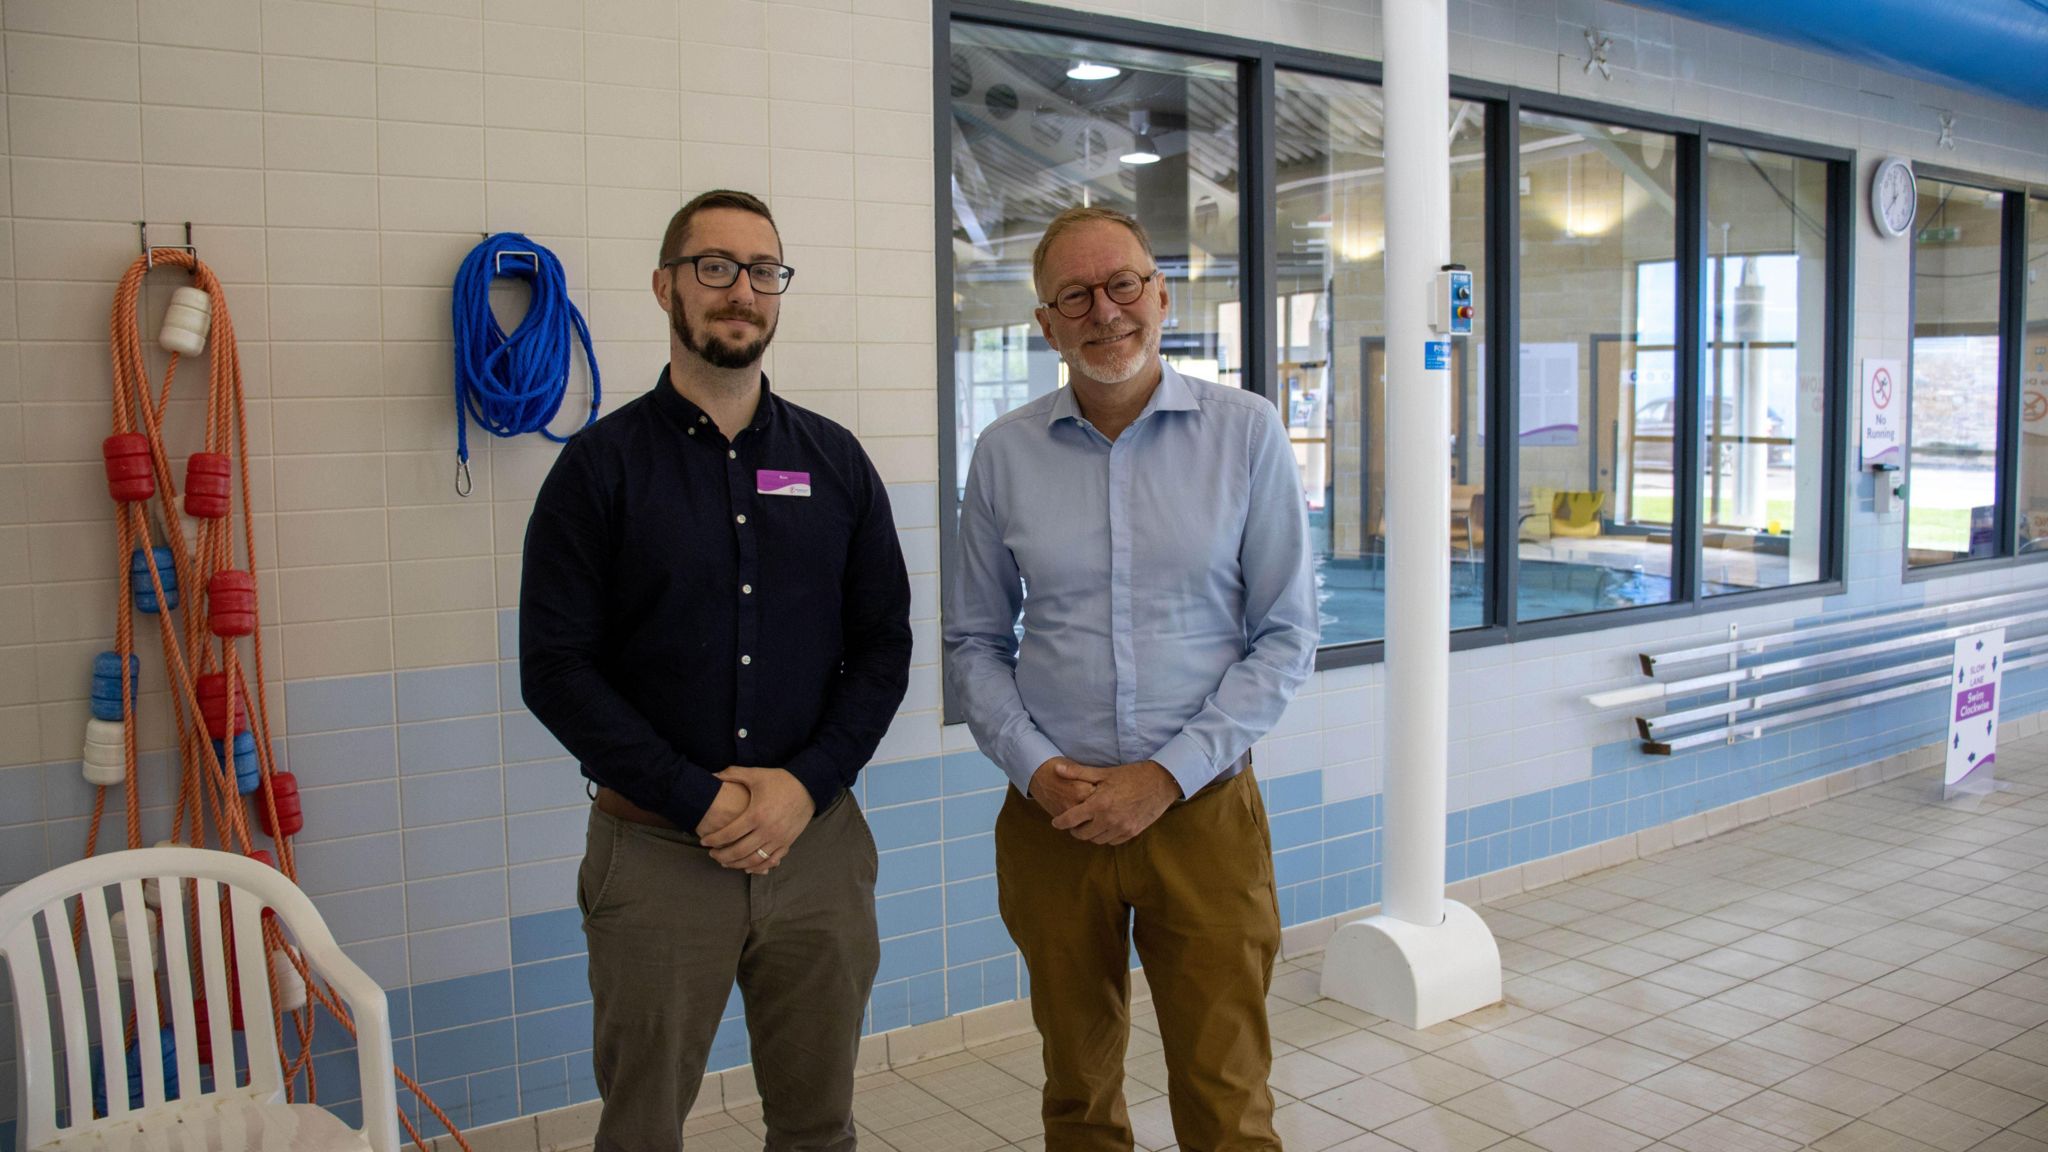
top-left (101, 249), bottom-right (470, 1152)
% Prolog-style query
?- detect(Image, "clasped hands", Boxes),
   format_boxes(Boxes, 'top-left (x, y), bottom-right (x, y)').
top-left (696, 767), bottom-right (815, 875)
top-left (1030, 756), bottom-right (1181, 845)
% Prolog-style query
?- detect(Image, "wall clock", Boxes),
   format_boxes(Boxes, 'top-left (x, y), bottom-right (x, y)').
top-left (1871, 157), bottom-right (1917, 238)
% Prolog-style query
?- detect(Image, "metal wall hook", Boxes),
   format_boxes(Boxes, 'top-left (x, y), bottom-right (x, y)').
top-left (480, 232), bottom-right (537, 275)
top-left (1583, 29), bottom-right (1614, 80)
top-left (139, 221), bottom-right (197, 272)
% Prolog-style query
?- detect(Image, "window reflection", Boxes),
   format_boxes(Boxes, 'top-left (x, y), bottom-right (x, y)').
top-left (1908, 177), bottom-right (2006, 567)
top-left (948, 24), bottom-right (1241, 500)
top-left (1516, 112), bottom-right (1680, 620)
top-left (1694, 144), bottom-right (1831, 594)
top-left (2020, 196), bottom-right (2048, 554)
top-left (1275, 70), bottom-right (1488, 647)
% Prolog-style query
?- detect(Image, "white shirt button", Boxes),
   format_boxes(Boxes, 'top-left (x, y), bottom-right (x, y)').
top-left (741, 655), bottom-right (752, 665)
top-left (728, 450), bottom-right (737, 459)
top-left (742, 584), bottom-right (752, 594)
top-left (699, 416), bottom-right (708, 424)
top-left (688, 428), bottom-right (696, 435)
top-left (736, 514), bottom-right (747, 524)
top-left (737, 728), bottom-right (748, 739)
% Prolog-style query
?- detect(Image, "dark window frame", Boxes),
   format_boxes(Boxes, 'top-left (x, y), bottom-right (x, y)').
top-left (2027, 190), bottom-right (2048, 556)
top-left (934, 0), bottom-right (1852, 703)
top-left (1901, 164), bottom-right (2038, 581)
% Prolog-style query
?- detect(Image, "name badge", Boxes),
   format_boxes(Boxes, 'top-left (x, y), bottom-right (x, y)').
top-left (757, 469), bottom-right (811, 497)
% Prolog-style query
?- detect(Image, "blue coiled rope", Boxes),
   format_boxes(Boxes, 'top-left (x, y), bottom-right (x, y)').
top-left (451, 232), bottom-right (599, 495)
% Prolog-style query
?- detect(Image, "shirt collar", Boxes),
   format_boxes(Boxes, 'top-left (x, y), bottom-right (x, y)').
top-left (1046, 360), bottom-right (1197, 430)
top-left (652, 365), bottom-right (777, 437)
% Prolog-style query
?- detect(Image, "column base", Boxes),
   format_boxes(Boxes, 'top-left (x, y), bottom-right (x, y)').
top-left (1318, 899), bottom-right (1501, 1029)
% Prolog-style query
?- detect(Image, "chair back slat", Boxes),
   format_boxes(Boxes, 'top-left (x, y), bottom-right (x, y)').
top-left (120, 879), bottom-right (168, 1109)
top-left (3, 921), bottom-right (57, 1149)
top-left (38, 902), bottom-right (94, 1130)
top-left (0, 846), bottom-right (396, 1152)
top-left (156, 875), bottom-right (202, 1105)
top-left (192, 879), bottom-right (238, 1089)
top-left (79, 886), bottom-right (132, 1120)
top-left (227, 886), bottom-right (282, 1097)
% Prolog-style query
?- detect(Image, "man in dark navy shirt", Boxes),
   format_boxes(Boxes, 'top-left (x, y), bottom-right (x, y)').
top-left (521, 188), bottom-right (911, 1152)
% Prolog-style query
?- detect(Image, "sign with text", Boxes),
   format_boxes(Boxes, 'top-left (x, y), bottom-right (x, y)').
top-left (1861, 358), bottom-right (1903, 468)
top-left (1946, 628), bottom-right (2004, 792)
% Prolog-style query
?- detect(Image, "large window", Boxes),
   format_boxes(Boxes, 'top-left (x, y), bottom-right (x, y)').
top-left (2022, 194), bottom-right (2048, 554)
top-left (1515, 112), bottom-right (1681, 621)
top-left (1695, 144), bottom-right (1832, 593)
top-left (1908, 176), bottom-right (2009, 567)
top-left (946, 25), bottom-right (1241, 499)
top-left (938, 9), bottom-right (1852, 668)
top-left (1275, 70), bottom-right (1488, 647)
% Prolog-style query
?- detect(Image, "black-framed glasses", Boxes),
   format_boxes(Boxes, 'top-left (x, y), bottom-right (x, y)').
top-left (662, 255), bottom-right (796, 295)
top-left (1041, 269), bottom-right (1156, 318)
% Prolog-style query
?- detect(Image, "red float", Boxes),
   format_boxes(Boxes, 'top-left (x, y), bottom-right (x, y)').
top-left (103, 434), bottom-right (155, 502)
top-left (208, 570), bottom-right (257, 637)
top-left (195, 673), bottom-right (244, 741)
top-left (258, 773), bottom-right (303, 839)
top-left (183, 453), bottom-right (232, 519)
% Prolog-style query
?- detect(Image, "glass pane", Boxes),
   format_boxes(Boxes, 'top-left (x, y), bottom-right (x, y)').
top-left (1697, 144), bottom-right (1831, 594)
top-left (1516, 112), bottom-right (1680, 621)
top-left (1908, 177), bottom-right (2006, 566)
top-left (947, 24), bottom-right (1241, 501)
top-left (1275, 69), bottom-right (1488, 647)
top-left (2022, 196), bottom-right (2048, 553)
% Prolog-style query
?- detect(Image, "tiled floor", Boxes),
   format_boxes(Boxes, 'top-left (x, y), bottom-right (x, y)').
top-left (682, 734), bottom-right (2048, 1150)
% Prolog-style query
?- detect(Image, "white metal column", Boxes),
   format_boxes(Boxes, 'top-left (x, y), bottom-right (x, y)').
top-left (1320, 0), bottom-right (1501, 1030)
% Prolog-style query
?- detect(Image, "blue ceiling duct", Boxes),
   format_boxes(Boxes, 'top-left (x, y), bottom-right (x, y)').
top-left (1623, 0), bottom-right (2048, 110)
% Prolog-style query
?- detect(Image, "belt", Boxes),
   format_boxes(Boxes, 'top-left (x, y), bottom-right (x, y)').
top-left (595, 786), bottom-right (679, 830)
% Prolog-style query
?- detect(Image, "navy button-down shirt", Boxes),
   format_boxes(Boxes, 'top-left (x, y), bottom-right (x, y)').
top-left (945, 364), bottom-right (1318, 798)
top-left (520, 369), bottom-right (912, 830)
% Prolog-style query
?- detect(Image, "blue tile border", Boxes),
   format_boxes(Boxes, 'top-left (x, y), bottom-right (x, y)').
top-left (19, 611), bottom-right (2048, 1144)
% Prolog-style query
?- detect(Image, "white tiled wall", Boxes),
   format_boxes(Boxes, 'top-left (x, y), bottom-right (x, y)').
top-left (3, 0), bottom-right (2048, 1135)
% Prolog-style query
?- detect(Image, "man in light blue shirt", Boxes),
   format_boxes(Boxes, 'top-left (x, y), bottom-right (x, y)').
top-left (946, 205), bottom-right (1317, 1151)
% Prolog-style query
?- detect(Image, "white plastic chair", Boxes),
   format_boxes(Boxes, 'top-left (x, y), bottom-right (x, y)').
top-left (0, 847), bottom-right (398, 1152)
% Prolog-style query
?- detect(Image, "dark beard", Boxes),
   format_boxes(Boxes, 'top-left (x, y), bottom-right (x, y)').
top-left (673, 293), bottom-right (775, 370)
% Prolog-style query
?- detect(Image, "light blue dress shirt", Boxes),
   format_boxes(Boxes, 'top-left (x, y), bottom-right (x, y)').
top-left (945, 362), bottom-right (1320, 798)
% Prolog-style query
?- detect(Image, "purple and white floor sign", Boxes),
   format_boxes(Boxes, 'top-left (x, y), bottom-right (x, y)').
top-left (1946, 628), bottom-right (2004, 790)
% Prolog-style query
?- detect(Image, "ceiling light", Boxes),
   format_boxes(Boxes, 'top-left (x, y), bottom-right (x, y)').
top-left (1120, 135), bottom-right (1161, 164)
top-left (1066, 61), bottom-right (1120, 81)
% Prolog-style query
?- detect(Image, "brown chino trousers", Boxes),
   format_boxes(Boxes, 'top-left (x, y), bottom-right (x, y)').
top-left (996, 765), bottom-right (1284, 1152)
top-left (579, 790), bottom-right (881, 1152)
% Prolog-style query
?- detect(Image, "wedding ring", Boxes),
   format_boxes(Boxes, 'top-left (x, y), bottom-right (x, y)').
top-left (756, 847), bottom-right (771, 861)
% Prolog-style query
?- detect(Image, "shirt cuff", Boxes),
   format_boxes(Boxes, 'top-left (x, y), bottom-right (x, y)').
top-left (1150, 733), bottom-right (1219, 800)
top-left (661, 763), bottom-right (726, 833)
top-left (781, 748), bottom-right (844, 818)
top-left (1000, 729), bottom-right (1065, 796)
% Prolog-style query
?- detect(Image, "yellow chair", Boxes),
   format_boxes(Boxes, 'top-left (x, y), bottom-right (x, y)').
top-left (1519, 486), bottom-right (1557, 542)
top-left (1550, 490), bottom-right (1606, 538)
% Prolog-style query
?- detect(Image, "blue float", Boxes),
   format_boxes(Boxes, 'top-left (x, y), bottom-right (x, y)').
top-left (90, 1025), bottom-right (181, 1116)
top-left (212, 730), bottom-right (260, 794)
top-left (89, 651), bottom-right (141, 722)
top-left (130, 547), bottom-right (178, 614)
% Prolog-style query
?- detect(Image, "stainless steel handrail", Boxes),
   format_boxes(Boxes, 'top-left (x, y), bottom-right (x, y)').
top-left (1637, 588), bottom-right (2038, 675)
top-left (1588, 590), bottom-right (2038, 756)
top-left (1644, 631), bottom-right (2048, 743)
top-left (1649, 650), bottom-right (2048, 754)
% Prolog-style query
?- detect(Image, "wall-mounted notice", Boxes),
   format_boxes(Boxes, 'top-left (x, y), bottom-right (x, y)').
top-left (1861, 358), bottom-right (1903, 468)
top-left (1946, 627), bottom-right (2004, 794)
top-left (2024, 337), bottom-right (2048, 437)
top-left (1520, 342), bottom-right (1579, 446)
